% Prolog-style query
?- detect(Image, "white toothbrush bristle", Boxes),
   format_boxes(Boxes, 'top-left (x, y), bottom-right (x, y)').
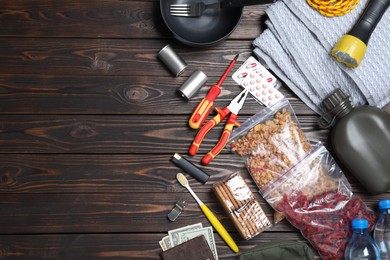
top-left (176, 173), bottom-right (188, 186)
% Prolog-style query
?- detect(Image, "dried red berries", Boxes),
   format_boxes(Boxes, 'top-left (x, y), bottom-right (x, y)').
top-left (274, 190), bottom-right (377, 260)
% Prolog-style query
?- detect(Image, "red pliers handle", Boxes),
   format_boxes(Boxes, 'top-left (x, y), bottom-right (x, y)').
top-left (201, 113), bottom-right (240, 165)
top-left (189, 106), bottom-right (231, 156)
top-left (188, 89), bottom-right (248, 165)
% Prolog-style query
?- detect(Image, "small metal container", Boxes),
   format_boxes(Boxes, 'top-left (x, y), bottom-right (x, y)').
top-left (158, 44), bottom-right (188, 76)
top-left (178, 70), bottom-right (208, 100)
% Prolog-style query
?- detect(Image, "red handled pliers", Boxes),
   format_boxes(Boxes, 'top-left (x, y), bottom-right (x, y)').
top-left (189, 89), bottom-right (249, 165)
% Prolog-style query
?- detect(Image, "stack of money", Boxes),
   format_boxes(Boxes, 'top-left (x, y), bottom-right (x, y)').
top-left (159, 223), bottom-right (218, 260)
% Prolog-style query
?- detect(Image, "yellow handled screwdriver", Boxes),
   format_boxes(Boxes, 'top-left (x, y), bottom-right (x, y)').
top-left (176, 173), bottom-right (239, 253)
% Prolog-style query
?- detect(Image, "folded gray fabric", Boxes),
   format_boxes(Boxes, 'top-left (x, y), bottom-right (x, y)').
top-left (253, 0), bottom-right (390, 120)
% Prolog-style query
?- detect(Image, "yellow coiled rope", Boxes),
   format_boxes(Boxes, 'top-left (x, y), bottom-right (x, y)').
top-left (307, 0), bottom-right (360, 17)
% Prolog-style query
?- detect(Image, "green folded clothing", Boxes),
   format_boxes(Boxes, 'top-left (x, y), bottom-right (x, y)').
top-left (239, 240), bottom-right (315, 260)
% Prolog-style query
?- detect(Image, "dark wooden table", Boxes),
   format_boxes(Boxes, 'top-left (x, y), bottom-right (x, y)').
top-left (1, 1), bottom-right (389, 259)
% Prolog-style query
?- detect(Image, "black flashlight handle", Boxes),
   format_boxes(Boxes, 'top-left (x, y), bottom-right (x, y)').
top-left (349, 0), bottom-right (390, 44)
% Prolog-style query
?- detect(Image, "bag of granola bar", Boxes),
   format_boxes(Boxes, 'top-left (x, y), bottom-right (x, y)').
top-left (260, 144), bottom-right (377, 260)
top-left (230, 99), bottom-right (312, 223)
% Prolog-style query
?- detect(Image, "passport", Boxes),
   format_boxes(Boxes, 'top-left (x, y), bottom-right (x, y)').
top-left (159, 235), bottom-right (216, 260)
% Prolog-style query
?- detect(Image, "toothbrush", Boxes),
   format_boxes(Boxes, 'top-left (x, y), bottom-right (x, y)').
top-left (176, 173), bottom-right (239, 253)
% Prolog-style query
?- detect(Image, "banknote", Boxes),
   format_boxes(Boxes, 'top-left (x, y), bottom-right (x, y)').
top-left (159, 240), bottom-right (166, 251)
top-left (159, 235), bottom-right (172, 251)
top-left (178, 226), bottom-right (218, 260)
top-left (168, 222), bottom-right (203, 246)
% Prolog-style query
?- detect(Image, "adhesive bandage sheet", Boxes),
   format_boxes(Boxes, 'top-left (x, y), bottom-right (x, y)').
top-left (232, 56), bottom-right (284, 108)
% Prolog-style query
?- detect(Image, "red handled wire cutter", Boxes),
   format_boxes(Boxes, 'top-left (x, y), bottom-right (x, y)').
top-left (189, 89), bottom-right (249, 165)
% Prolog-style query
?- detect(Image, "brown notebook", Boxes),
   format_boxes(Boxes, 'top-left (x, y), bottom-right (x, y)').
top-left (159, 235), bottom-right (216, 260)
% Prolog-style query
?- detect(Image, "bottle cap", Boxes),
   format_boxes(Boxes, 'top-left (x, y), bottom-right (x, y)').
top-left (352, 218), bottom-right (368, 229)
top-left (379, 199), bottom-right (390, 210)
top-left (322, 88), bottom-right (350, 113)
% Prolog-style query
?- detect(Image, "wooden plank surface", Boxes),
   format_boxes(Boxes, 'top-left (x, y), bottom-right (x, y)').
top-left (0, 233), bottom-right (310, 259)
top-left (0, 1), bottom-right (266, 39)
top-left (0, 0), bottom-right (389, 259)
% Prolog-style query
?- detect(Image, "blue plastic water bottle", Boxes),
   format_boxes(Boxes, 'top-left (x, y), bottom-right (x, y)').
top-left (345, 218), bottom-right (381, 260)
top-left (374, 199), bottom-right (390, 260)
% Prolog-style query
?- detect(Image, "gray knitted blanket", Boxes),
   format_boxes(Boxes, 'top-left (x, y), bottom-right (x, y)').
top-left (253, 0), bottom-right (390, 120)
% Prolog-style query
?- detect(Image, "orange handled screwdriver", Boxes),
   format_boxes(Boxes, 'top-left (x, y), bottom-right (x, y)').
top-left (188, 54), bottom-right (239, 129)
top-left (189, 89), bottom-right (248, 164)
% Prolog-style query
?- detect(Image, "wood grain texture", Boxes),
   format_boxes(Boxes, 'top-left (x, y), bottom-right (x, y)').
top-left (0, 0), bottom-right (168, 39)
top-left (1, 72), bottom-right (388, 115)
top-left (0, 1), bottom-right (266, 39)
top-left (0, 191), bottom-right (383, 234)
top-left (0, 153), bottom-right (370, 195)
top-left (0, 74), bottom-right (317, 115)
top-left (0, 0), bottom-right (389, 259)
top-left (0, 115), bottom-right (327, 153)
top-left (0, 233), bottom-right (310, 259)
top-left (0, 39), bottom-right (257, 76)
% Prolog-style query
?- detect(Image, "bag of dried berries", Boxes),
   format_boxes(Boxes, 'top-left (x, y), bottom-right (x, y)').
top-left (260, 144), bottom-right (377, 260)
top-left (230, 99), bottom-right (312, 223)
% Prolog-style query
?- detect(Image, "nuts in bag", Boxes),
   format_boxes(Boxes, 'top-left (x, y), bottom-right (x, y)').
top-left (230, 99), bottom-right (312, 189)
top-left (213, 172), bottom-right (272, 240)
top-left (230, 99), bottom-right (312, 223)
top-left (260, 144), bottom-right (377, 260)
